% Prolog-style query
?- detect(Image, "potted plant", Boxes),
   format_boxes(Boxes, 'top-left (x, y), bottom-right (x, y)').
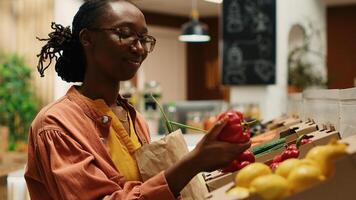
top-left (287, 24), bottom-right (326, 92)
top-left (0, 53), bottom-right (38, 151)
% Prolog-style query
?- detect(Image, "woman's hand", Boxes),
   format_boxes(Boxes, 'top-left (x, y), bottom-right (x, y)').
top-left (164, 118), bottom-right (251, 197)
top-left (189, 118), bottom-right (251, 172)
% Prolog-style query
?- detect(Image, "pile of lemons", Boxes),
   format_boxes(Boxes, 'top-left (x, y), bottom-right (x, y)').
top-left (226, 140), bottom-right (347, 200)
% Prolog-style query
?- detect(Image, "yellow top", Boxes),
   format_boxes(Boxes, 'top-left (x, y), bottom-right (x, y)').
top-left (83, 97), bottom-right (142, 181)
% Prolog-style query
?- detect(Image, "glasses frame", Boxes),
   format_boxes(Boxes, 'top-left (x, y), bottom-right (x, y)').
top-left (89, 27), bottom-right (156, 53)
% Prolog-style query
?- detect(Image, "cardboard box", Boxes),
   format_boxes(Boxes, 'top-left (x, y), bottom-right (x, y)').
top-left (204, 171), bottom-right (238, 192)
top-left (265, 116), bottom-right (300, 131)
top-left (286, 135), bottom-right (356, 200)
top-left (206, 135), bottom-right (356, 200)
top-left (279, 121), bottom-right (318, 143)
top-left (298, 129), bottom-right (341, 158)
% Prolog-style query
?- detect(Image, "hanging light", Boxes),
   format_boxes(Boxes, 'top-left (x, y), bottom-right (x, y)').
top-left (179, 0), bottom-right (211, 42)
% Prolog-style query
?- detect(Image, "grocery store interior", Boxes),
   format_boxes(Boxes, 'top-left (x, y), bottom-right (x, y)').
top-left (0, 0), bottom-right (356, 199)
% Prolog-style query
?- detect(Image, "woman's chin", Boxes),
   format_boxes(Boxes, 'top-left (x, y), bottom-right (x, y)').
top-left (117, 71), bottom-right (138, 81)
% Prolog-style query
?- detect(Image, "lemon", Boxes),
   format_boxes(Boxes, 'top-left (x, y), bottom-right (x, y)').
top-left (250, 174), bottom-right (290, 200)
top-left (235, 163), bottom-right (272, 188)
top-left (226, 186), bottom-right (250, 199)
top-left (275, 158), bottom-right (302, 179)
top-left (305, 141), bottom-right (347, 176)
top-left (288, 165), bottom-right (325, 193)
top-left (299, 158), bottom-right (319, 167)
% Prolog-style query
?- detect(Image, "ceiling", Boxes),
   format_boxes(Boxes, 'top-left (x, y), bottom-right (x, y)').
top-left (132, 0), bottom-right (356, 17)
top-left (131, 0), bottom-right (221, 17)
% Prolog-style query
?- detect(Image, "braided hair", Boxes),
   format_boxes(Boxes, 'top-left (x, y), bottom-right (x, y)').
top-left (36, 0), bottom-right (124, 82)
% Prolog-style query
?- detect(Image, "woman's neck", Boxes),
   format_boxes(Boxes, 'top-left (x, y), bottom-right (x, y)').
top-left (79, 71), bottom-right (120, 107)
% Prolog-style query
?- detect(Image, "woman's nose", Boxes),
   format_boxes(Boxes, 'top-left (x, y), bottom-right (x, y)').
top-left (131, 39), bottom-right (145, 55)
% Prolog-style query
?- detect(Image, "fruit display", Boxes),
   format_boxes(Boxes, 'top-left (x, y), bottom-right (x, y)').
top-left (269, 144), bottom-right (300, 170)
top-left (222, 150), bottom-right (255, 173)
top-left (225, 139), bottom-right (347, 200)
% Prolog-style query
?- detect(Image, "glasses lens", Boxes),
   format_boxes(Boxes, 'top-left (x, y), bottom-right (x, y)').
top-left (121, 35), bottom-right (156, 53)
top-left (143, 36), bottom-right (156, 53)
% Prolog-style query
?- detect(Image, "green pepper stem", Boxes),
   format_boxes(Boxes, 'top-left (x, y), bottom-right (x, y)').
top-left (150, 93), bottom-right (173, 133)
top-left (169, 121), bottom-right (208, 133)
top-left (242, 120), bottom-right (258, 127)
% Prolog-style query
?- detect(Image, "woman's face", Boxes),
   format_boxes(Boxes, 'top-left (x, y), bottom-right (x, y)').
top-left (85, 1), bottom-right (149, 81)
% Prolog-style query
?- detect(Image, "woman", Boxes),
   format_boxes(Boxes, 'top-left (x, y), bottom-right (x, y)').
top-left (25, 0), bottom-right (251, 199)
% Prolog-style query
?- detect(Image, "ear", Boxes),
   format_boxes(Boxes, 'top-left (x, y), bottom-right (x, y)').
top-left (79, 28), bottom-right (93, 47)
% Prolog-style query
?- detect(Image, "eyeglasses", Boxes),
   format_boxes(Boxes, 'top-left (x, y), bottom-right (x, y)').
top-left (89, 27), bottom-right (156, 53)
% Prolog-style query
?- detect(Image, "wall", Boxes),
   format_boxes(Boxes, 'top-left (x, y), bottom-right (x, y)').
top-left (230, 0), bottom-right (327, 121)
top-left (187, 17), bottom-right (230, 101)
top-left (327, 5), bottom-right (356, 89)
top-left (137, 25), bottom-right (187, 103)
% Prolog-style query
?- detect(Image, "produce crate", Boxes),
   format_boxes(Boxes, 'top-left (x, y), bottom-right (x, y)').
top-left (279, 121), bottom-right (318, 143)
top-left (205, 135), bottom-right (356, 200)
top-left (263, 116), bottom-right (302, 135)
top-left (286, 134), bottom-right (356, 200)
top-left (254, 121), bottom-right (318, 163)
top-left (204, 120), bottom-right (317, 192)
top-left (203, 171), bottom-right (238, 192)
top-left (298, 129), bottom-right (341, 158)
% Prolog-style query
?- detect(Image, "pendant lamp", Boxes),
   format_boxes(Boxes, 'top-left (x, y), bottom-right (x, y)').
top-left (179, 0), bottom-right (211, 42)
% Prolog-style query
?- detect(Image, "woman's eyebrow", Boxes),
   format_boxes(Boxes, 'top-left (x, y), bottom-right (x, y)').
top-left (112, 22), bottom-right (148, 34)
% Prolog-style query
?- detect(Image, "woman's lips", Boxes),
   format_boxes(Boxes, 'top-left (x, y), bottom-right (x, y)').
top-left (126, 59), bottom-right (141, 67)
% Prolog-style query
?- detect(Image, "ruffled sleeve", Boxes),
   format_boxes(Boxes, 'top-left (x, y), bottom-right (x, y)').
top-left (29, 129), bottom-right (176, 200)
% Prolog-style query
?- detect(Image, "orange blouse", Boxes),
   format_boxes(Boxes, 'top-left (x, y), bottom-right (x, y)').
top-left (25, 86), bottom-right (176, 200)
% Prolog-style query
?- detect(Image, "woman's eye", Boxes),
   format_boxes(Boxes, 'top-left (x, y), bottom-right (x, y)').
top-left (119, 32), bottom-right (131, 38)
top-left (117, 28), bottom-right (133, 38)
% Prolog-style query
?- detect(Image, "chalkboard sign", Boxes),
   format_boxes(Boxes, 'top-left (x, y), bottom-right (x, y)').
top-left (222, 0), bottom-right (276, 85)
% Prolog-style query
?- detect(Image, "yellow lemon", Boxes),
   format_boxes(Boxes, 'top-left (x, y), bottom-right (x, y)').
top-left (226, 186), bottom-right (250, 199)
top-left (250, 174), bottom-right (290, 200)
top-left (288, 165), bottom-right (325, 193)
top-left (299, 158), bottom-right (319, 167)
top-left (235, 163), bottom-right (272, 188)
top-left (305, 141), bottom-right (347, 176)
top-left (275, 158), bottom-right (302, 179)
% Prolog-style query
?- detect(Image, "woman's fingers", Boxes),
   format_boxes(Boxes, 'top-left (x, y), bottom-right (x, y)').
top-left (205, 117), bottom-right (228, 140)
top-left (234, 141), bottom-right (252, 154)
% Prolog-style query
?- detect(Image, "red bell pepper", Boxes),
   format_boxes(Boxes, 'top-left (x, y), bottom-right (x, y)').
top-left (269, 162), bottom-right (280, 171)
top-left (281, 144), bottom-right (299, 160)
top-left (296, 134), bottom-right (314, 148)
top-left (301, 138), bottom-right (312, 145)
top-left (236, 150), bottom-right (255, 163)
top-left (222, 160), bottom-right (240, 173)
top-left (217, 111), bottom-right (255, 173)
top-left (272, 154), bottom-right (282, 163)
top-left (238, 161), bottom-right (251, 169)
top-left (222, 160), bottom-right (253, 173)
top-left (217, 111), bottom-right (250, 143)
top-left (222, 150), bottom-right (255, 172)
top-left (269, 145), bottom-right (300, 170)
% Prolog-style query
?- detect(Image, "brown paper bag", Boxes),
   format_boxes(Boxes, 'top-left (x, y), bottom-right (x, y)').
top-left (135, 129), bottom-right (209, 200)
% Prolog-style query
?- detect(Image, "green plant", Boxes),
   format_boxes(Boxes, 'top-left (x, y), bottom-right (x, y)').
top-left (288, 24), bottom-right (326, 91)
top-left (0, 53), bottom-right (38, 150)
